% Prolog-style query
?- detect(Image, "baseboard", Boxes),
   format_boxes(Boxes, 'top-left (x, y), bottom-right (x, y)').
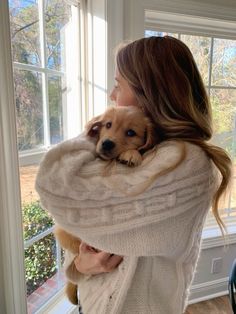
top-left (188, 277), bottom-right (229, 304)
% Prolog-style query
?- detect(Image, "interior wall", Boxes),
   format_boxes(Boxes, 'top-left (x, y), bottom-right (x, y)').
top-left (189, 243), bottom-right (236, 301)
top-left (0, 242), bottom-right (6, 314)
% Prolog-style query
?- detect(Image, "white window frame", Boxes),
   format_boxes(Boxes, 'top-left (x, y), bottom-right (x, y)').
top-left (145, 17), bottom-right (236, 243)
top-left (144, 11), bottom-right (236, 239)
top-left (0, 0), bottom-right (109, 312)
top-left (121, 0), bottom-right (236, 247)
top-left (0, 1), bottom-right (27, 312)
top-left (17, 0), bottom-right (83, 167)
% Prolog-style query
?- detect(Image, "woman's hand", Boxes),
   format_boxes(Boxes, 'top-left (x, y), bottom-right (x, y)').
top-left (74, 241), bottom-right (123, 275)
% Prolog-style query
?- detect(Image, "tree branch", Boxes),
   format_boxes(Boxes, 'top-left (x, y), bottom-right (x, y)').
top-left (12, 20), bottom-right (39, 39)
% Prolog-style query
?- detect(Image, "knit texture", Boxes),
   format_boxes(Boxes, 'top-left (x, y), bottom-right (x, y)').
top-left (35, 133), bottom-right (220, 314)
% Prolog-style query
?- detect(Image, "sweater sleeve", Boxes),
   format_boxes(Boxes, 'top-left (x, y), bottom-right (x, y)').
top-left (35, 134), bottom-right (219, 258)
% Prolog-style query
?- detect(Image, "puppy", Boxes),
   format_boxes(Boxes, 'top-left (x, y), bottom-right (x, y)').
top-left (55, 106), bottom-right (155, 304)
top-left (87, 105), bottom-right (155, 166)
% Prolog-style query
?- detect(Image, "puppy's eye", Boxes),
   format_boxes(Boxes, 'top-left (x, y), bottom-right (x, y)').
top-left (106, 122), bottom-right (112, 129)
top-left (126, 129), bottom-right (136, 137)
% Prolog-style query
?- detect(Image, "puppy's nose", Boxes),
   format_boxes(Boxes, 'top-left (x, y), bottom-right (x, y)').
top-left (102, 139), bottom-right (115, 151)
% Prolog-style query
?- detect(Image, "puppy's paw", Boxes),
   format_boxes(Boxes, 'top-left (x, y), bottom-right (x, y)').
top-left (118, 150), bottom-right (142, 167)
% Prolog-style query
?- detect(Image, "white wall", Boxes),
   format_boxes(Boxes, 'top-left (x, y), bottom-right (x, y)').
top-left (189, 243), bottom-right (236, 302)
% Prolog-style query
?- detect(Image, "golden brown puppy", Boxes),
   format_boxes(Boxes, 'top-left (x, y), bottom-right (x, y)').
top-left (55, 106), bottom-right (155, 304)
top-left (86, 105), bottom-right (155, 166)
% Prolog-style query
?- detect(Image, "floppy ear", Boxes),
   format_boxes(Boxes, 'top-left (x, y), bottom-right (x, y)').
top-left (85, 115), bottom-right (103, 139)
top-left (139, 118), bottom-right (156, 152)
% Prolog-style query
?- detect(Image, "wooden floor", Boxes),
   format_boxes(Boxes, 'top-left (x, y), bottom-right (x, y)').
top-left (185, 296), bottom-right (233, 314)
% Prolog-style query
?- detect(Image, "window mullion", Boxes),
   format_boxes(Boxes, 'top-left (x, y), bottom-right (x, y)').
top-left (39, 0), bottom-right (50, 147)
top-left (13, 62), bottom-right (64, 77)
top-left (80, 0), bottom-right (89, 129)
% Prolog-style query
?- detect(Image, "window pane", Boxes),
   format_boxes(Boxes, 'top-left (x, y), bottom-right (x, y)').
top-left (45, 0), bottom-right (72, 71)
top-left (212, 38), bottom-right (236, 87)
top-left (9, 0), bottom-right (79, 311)
top-left (48, 75), bottom-right (64, 144)
top-left (145, 30), bottom-right (178, 38)
top-left (180, 34), bottom-right (211, 85)
top-left (230, 176), bottom-right (236, 218)
top-left (20, 164), bottom-right (65, 312)
top-left (14, 69), bottom-right (44, 151)
top-left (211, 89), bottom-right (236, 156)
top-left (25, 234), bottom-right (57, 296)
top-left (9, 0), bottom-right (40, 66)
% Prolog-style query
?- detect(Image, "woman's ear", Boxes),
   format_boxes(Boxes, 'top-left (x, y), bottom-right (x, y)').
top-left (85, 115), bottom-right (103, 139)
top-left (139, 118), bottom-right (156, 152)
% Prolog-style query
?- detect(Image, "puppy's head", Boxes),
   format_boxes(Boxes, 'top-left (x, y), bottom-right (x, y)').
top-left (86, 106), bottom-right (155, 160)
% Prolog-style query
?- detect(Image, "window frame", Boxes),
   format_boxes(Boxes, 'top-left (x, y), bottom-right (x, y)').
top-left (144, 11), bottom-right (236, 241)
top-left (13, 0), bottom-right (83, 310)
top-left (122, 0), bottom-right (236, 245)
top-left (14, 0), bottom-right (83, 166)
top-left (0, 1), bottom-right (27, 312)
top-left (0, 0), bottom-right (109, 312)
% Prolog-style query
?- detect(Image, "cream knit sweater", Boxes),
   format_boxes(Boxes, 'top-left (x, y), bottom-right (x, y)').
top-left (35, 133), bottom-right (219, 314)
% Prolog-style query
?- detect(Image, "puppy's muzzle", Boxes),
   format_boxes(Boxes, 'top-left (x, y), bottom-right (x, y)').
top-left (102, 139), bottom-right (116, 152)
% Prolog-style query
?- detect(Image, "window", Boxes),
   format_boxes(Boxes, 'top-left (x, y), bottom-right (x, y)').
top-left (1, 0), bottom-right (108, 312)
top-left (9, 0), bottom-right (83, 163)
top-left (145, 11), bottom-right (236, 237)
top-left (8, 0), bottom-right (82, 312)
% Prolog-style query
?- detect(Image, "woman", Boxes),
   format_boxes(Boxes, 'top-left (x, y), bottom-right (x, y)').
top-left (36, 36), bottom-right (232, 314)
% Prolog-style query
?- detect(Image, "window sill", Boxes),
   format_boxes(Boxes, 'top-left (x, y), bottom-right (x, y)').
top-left (35, 288), bottom-right (77, 314)
top-left (19, 147), bottom-right (49, 166)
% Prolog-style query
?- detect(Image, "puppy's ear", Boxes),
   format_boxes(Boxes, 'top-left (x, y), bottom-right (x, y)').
top-left (139, 118), bottom-right (156, 152)
top-left (85, 115), bottom-right (103, 139)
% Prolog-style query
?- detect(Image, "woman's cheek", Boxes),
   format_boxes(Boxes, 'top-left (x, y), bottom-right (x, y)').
top-left (116, 96), bottom-right (124, 107)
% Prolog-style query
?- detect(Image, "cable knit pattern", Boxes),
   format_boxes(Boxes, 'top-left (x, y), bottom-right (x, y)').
top-left (35, 133), bottom-right (220, 314)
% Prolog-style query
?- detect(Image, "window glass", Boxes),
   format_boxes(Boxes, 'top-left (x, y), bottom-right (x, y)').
top-left (211, 89), bottom-right (236, 153)
top-left (212, 38), bottom-right (236, 87)
top-left (9, 0), bottom-right (40, 66)
top-left (180, 34), bottom-right (211, 85)
top-left (145, 28), bottom-right (236, 233)
top-left (48, 75), bottom-right (64, 144)
top-left (45, 0), bottom-right (72, 71)
top-left (14, 69), bottom-right (44, 151)
top-left (9, 0), bottom-right (75, 312)
top-left (145, 30), bottom-right (178, 38)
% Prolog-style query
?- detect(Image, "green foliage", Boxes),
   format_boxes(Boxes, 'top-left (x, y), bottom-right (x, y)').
top-left (22, 201), bottom-right (56, 296)
top-left (23, 200), bottom-right (54, 240)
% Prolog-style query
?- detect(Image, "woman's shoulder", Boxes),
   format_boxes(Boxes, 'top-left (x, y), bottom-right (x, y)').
top-left (142, 140), bottom-right (210, 171)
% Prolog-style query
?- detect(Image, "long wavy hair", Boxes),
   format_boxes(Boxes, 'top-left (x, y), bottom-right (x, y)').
top-left (116, 36), bottom-right (232, 234)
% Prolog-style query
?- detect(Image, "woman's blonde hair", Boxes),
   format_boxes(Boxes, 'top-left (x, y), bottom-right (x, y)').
top-left (116, 36), bottom-right (232, 234)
